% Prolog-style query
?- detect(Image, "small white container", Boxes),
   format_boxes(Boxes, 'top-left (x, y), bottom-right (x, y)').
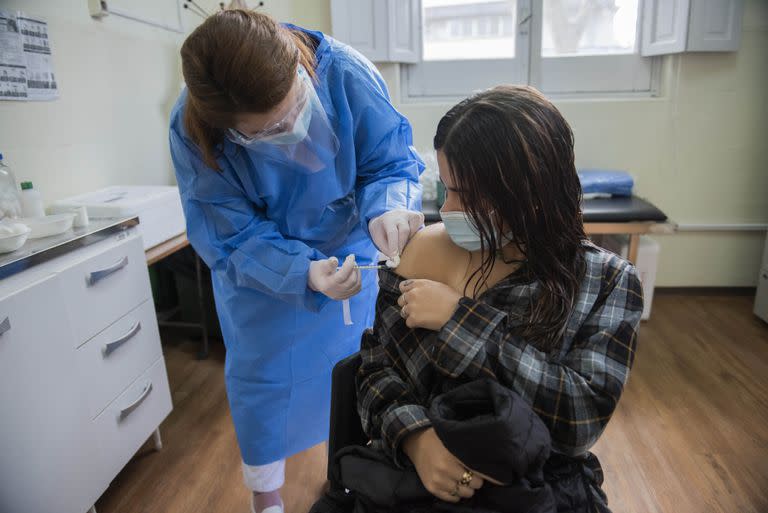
top-left (593, 235), bottom-right (659, 320)
top-left (0, 223), bottom-right (30, 253)
top-left (20, 181), bottom-right (45, 218)
top-left (71, 205), bottom-right (89, 228)
top-left (21, 213), bottom-right (75, 239)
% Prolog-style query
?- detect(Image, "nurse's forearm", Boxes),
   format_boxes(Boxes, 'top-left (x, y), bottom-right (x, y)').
top-left (221, 245), bottom-right (329, 311)
top-left (357, 175), bottom-right (422, 231)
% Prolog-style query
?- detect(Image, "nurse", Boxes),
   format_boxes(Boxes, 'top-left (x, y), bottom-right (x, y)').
top-left (169, 9), bottom-right (424, 513)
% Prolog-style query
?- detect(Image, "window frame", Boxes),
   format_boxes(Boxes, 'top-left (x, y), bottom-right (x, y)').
top-left (402, 0), bottom-right (661, 102)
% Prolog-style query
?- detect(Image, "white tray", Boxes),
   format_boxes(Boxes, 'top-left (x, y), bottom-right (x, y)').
top-left (22, 213), bottom-right (76, 239)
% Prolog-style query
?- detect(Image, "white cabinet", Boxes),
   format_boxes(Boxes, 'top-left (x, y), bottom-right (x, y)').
top-left (762, 231), bottom-right (768, 270)
top-left (755, 233), bottom-right (768, 323)
top-left (642, 0), bottom-right (744, 56)
top-left (331, 0), bottom-right (421, 63)
top-left (755, 268), bottom-right (768, 323)
top-left (0, 230), bottom-right (172, 513)
top-left (0, 275), bottom-right (98, 513)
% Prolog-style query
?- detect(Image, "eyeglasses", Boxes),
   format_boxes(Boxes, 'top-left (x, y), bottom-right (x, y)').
top-left (227, 67), bottom-right (310, 145)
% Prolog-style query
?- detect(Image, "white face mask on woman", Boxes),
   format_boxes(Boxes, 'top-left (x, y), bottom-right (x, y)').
top-left (440, 210), bottom-right (512, 252)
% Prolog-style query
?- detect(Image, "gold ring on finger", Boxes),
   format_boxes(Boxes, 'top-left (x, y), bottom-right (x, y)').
top-left (460, 470), bottom-right (474, 486)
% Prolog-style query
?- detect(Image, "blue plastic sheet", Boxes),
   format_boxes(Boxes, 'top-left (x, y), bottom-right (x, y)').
top-left (578, 169), bottom-right (634, 197)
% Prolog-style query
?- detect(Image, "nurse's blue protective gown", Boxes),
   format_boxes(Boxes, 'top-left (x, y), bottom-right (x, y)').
top-left (169, 26), bottom-right (423, 466)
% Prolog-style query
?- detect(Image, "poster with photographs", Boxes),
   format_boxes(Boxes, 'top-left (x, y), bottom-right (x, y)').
top-left (18, 14), bottom-right (58, 100)
top-left (0, 10), bottom-right (27, 100)
top-left (0, 11), bottom-right (58, 101)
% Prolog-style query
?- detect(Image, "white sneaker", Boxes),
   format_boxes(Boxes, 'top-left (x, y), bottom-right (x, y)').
top-left (256, 507), bottom-right (282, 513)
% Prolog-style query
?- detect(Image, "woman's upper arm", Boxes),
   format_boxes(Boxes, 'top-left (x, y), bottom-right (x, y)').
top-left (394, 224), bottom-right (463, 282)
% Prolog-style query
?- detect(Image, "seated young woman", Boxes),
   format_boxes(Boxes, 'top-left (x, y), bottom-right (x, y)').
top-left (356, 85), bottom-right (644, 510)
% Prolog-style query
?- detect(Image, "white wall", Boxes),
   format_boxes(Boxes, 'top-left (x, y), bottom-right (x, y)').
top-left (0, 0), bottom-right (331, 206)
top-left (0, 0), bottom-right (185, 204)
top-left (1, 0), bottom-right (764, 287)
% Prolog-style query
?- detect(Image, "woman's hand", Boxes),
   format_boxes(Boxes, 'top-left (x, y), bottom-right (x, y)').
top-left (403, 427), bottom-right (484, 502)
top-left (398, 279), bottom-right (462, 330)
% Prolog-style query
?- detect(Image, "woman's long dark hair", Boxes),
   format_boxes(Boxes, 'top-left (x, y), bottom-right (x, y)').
top-left (434, 85), bottom-right (586, 352)
top-left (180, 10), bottom-right (316, 170)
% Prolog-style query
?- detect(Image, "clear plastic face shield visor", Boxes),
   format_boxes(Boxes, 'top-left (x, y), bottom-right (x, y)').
top-left (226, 65), bottom-right (339, 174)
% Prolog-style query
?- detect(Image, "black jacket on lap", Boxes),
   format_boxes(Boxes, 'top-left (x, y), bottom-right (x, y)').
top-left (312, 379), bottom-right (606, 513)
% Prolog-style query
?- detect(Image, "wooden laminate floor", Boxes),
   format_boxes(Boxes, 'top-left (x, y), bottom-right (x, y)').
top-left (95, 293), bottom-right (768, 513)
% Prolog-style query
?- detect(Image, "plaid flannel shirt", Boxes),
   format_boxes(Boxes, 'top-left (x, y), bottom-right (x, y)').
top-left (356, 242), bottom-right (643, 466)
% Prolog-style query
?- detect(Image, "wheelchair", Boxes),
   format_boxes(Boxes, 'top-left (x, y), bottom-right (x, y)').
top-left (326, 352), bottom-right (366, 492)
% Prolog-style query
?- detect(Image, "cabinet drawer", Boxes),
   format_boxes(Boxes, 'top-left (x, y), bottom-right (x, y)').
top-left (93, 357), bottom-right (173, 486)
top-left (58, 235), bottom-right (150, 346)
top-left (77, 300), bottom-right (163, 419)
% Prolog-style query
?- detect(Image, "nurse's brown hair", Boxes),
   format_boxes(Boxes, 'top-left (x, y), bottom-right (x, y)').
top-left (180, 10), bottom-right (316, 170)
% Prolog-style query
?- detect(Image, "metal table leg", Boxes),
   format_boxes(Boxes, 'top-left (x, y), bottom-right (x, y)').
top-left (628, 234), bottom-right (640, 264)
top-left (153, 427), bottom-right (163, 451)
top-left (195, 253), bottom-right (210, 360)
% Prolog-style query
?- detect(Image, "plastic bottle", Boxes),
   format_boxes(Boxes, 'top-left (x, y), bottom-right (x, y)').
top-left (0, 153), bottom-right (22, 220)
top-left (20, 181), bottom-right (45, 218)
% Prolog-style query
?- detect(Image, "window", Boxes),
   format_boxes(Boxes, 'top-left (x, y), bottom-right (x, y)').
top-left (422, 0), bottom-right (517, 60)
top-left (541, 0), bottom-right (639, 57)
top-left (407, 0), bottom-right (529, 98)
top-left (404, 0), bottom-right (657, 99)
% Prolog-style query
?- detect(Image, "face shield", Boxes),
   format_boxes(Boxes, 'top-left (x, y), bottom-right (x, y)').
top-left (226, 65), bottom-right (339, 174)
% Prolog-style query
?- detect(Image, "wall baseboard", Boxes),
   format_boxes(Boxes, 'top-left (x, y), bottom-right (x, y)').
top-left (655, 287), bottom-right (756, 296)
top-left (674, 224), bottom-right (767, 232)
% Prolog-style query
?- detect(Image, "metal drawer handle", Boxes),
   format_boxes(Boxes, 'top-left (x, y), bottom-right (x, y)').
top-left (103, 321), bottom-right (142, 357)
top-left (118, 381), bottom-right (153, 422)
top-left (87, 256), bottom-right (129, 287)
top-left (0, 317), bottom-right (10, 337)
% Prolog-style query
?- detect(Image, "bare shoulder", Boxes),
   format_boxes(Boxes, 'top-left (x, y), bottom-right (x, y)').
top-left (394, 223), bottom-right (466, 282)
